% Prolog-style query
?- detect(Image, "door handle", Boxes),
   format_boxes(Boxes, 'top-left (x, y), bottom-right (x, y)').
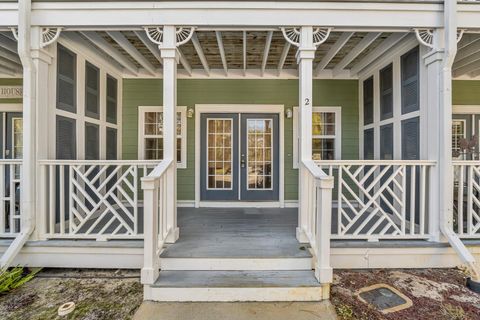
top-left (241, 154), bottom-right (246, 168)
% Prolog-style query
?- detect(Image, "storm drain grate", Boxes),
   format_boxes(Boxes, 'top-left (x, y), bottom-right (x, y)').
top-left (356, 284), bottom-right (413, 314)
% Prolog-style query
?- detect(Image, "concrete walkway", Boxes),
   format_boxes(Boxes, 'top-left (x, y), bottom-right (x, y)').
top-left (133, 301), bottom-right (338, 320)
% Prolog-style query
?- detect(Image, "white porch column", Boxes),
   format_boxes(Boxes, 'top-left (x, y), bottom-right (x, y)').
top-left (297, 27), bottom-right (316, 243)
top-left (160, 26), bottom-right (179, 243)
top-left (424, 36), bottom-right (445, 241)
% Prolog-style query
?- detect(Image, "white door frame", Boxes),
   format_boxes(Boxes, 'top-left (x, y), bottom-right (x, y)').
top-left (194, 104), bottom-right (285, 208)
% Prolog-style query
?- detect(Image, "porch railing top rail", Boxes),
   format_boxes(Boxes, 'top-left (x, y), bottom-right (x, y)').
top-left (303, 160), bottom-right (330, 178)
top-left (0, 160), bottom-right (22, 164)
top-left (315, 160), bottom-right (436, 165)
top-left (453, 160), bottom-right (480, 165)
top-left (38, 159), bottom-right (161, 165)
top-left (142, 158), bottom-right (174, 181)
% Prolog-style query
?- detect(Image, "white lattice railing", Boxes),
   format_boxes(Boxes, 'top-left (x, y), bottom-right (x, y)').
top-left (0, 160), bottom-right (21, 237)
top-left (453, 161), bottom-right (480, 239)
top-left (316, 160), bottom-right (435, 240)
top-left (141, 158), bottom-right (173, 286)
top-left (302, 160), bottom-right (334, 285)
top-left (38, 160), bottom-right (159, 240)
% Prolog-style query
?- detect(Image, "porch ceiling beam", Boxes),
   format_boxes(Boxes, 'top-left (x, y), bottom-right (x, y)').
top-left (0, 47), bottom-right (21, 65)
top-left (134, 30), bottom-right (162, 66)
top-left (350, 32), bottom-right (408, 76)
top-left (453, 54), bottom-right (480, 72)
top-left (332, 32), bottom-right (380, 77)
top-left (0, 65), bottom-right (16, 76)
top-left (261, 31), bottom-right (273, 77)
top-left (457, 33), bottom-right (480, 51)
top-left (81, 31), bottom-right (139, 76)
top-left (107, 31), bottom-right (156, 76)
top-left (215, 31), bottom-right (228, 76)
top-left (178, 48), bottom-right (192, 76)
top-left (453, 59), bottom-right (480, 78)
top-left (0, 34), bottom-right (17, 54)
top-left (455, 40), bottom-right (480, 64)
top-left (316, 32), bottom-right (354, 75)
top-left (243, 31), bottom-right (247, 76)
top-left (191, 32), bottom-right (210, 75)
top-left (0, 57), bottom-right (21, 74)
top-left (277, 42), bottom-right (291, 76)
top-left (62, 32), bottom-right (125, 76)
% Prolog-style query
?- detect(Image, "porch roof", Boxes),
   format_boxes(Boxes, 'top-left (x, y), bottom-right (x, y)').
top-left (1, 29), bottom-right (480, 79)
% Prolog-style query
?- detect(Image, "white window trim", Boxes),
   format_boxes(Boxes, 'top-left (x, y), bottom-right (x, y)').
top-left (452, 119), bottom-right (466, 160)
top-left (293, 106), bottom-right (342, 169)
top-left (137, 105), bottom-right (187, 169)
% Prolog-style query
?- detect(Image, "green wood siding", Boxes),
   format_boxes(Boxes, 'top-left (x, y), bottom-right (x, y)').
top-left (0, 79), bottom-right (22, 104)
top-left (122, 79), bottom-right (358, 201)
top-left (453, 80), bottom-right (480, 105)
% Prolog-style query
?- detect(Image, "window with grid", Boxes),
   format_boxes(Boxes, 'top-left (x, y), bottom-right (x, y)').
top-left (312, 111), bottom-right (339, 161)
top-left (57, 44), bottom-right (76, 113)
top-left (106, 75), bottom-right (117, 124)
top-left (380, 64), bottom-right (393, 120)
top-left (139, 107), bottom-right (186, 168)
top-left (452, 120), bottom-right (466, 158)
top-left (85, 62), bottom-right (100, 119)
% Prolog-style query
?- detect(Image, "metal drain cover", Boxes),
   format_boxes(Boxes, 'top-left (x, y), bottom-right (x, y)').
top-left (356, 284), bottom-right (413, 314)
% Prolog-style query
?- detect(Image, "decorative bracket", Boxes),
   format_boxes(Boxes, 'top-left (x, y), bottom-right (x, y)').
top-left (144, 26), bottom-right (195, 47)
top-left (414, 29), bottom-right (434, 49)
top-left (40, 28), bottom-right (62, 48)
top-left (10, 27), bottom-right (18, 41)
top-left (280, 27), bottom-right (332, 48)
top-left (414, 28), bottom-right (466, 50)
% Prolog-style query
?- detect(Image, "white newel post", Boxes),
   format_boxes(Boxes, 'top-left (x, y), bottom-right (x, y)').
top-left (141, 177), bottom-right (160, 285)
top-left (160, 26), bottom-right (179, 243)
top-left (297, 27), bottom-right (315, 243)
top-left (315, 175), bottom-right (334, 294)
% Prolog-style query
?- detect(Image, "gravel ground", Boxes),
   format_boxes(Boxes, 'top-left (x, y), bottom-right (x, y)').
top-left (331, 268), bottom-right (480, 320)
top-left (1, 268), bottom-right (479, 320)
top-left (0, 269), bottom-right (143, 320)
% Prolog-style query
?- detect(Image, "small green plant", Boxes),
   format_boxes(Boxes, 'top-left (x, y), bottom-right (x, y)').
top-left (0, 267), bottom-right (40, 294)
top-left (441, 303), bottom-right (466, 320)
top-left (336, 304), bottom-right (354, 320)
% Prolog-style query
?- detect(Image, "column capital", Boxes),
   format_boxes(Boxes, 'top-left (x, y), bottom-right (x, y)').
top-left (280, 27), bottom-right (331, 48)
top-left (144, 26), bottom-right (195, 48)
top-left (423, 49), bottom-right (444, 67)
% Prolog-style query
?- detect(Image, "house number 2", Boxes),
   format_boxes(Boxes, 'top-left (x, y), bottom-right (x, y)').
top-left (304, 98), bottom-right (310, 106)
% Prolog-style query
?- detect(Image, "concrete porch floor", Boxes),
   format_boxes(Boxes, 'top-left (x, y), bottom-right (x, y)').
top-left (133, 301), bottom-right (338, 320)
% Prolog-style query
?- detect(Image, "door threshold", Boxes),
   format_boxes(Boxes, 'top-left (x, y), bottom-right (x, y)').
top-left (198, 201), bottom-right (282, 208)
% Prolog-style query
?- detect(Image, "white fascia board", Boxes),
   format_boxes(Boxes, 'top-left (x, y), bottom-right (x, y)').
top-left (31, 2), bottom-right (443, 28)
top-left (0, 3), bottom-right (18, 27)
top-left (458, 4), bottom-right (480, 29)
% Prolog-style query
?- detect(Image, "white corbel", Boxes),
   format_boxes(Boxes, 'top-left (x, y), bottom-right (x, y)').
top-left (40, 28), bottom-right (62, 48)
top-left (10, 27), bottom-right (18, 41)
top-left (281, 27), bottom-right (332, 48)
top-left (414, 29), bottom-right (434, 49)
top-left (144, 26), bottom-right (195, 47)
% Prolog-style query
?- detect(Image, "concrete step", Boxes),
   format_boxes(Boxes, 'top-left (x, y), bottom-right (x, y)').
top-left (160, 257), bottom-right (313, 271)
top-left (145, 270), bottom-right (326, 302)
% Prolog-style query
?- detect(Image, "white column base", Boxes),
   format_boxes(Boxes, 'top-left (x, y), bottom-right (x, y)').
top-left (165, 227), bottom-right (179, 243)
top-left (296, 227), bottom-right (309, 243)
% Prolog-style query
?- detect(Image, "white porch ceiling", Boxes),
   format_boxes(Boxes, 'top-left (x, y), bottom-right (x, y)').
top-left (1, 30), bottom-right (480, 79)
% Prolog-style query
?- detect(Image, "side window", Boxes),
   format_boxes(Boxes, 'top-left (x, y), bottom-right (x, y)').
top-left (57, 44), bottom-right (77, 113)
top-left (106, 75), bottom-right (118, 124)
top-left (56, 116), bottom-right (76, 159)
top-left (363, 77), bottom-right (374, 125)
top-left (402, 117), bottom-right (420, 160)
top-left (85, 62), bottom-right (100, 119)
top-left (401, 46), bottom-right (419, 115)
top-left (85, 122), bottom-right (100, 160)
top-left (312, 109), bottom-right (341, 160)
top-left (106, 127), bottom-right (118, 160)
top-left (363, 128), bottom-right (374, 160)
top-left (138, 107), bottom-right (187, 168)
top-left (380, 64), bottom-right (393, 120)
top-left (380, 124), bottom-right (394, 160)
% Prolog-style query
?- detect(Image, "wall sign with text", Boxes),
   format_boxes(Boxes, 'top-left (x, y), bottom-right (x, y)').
top-left (0, 86), bottom-right (23, 99)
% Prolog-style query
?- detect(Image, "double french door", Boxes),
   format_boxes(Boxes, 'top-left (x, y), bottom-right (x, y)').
top-left (200, 113), bottom-right (279, 201)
